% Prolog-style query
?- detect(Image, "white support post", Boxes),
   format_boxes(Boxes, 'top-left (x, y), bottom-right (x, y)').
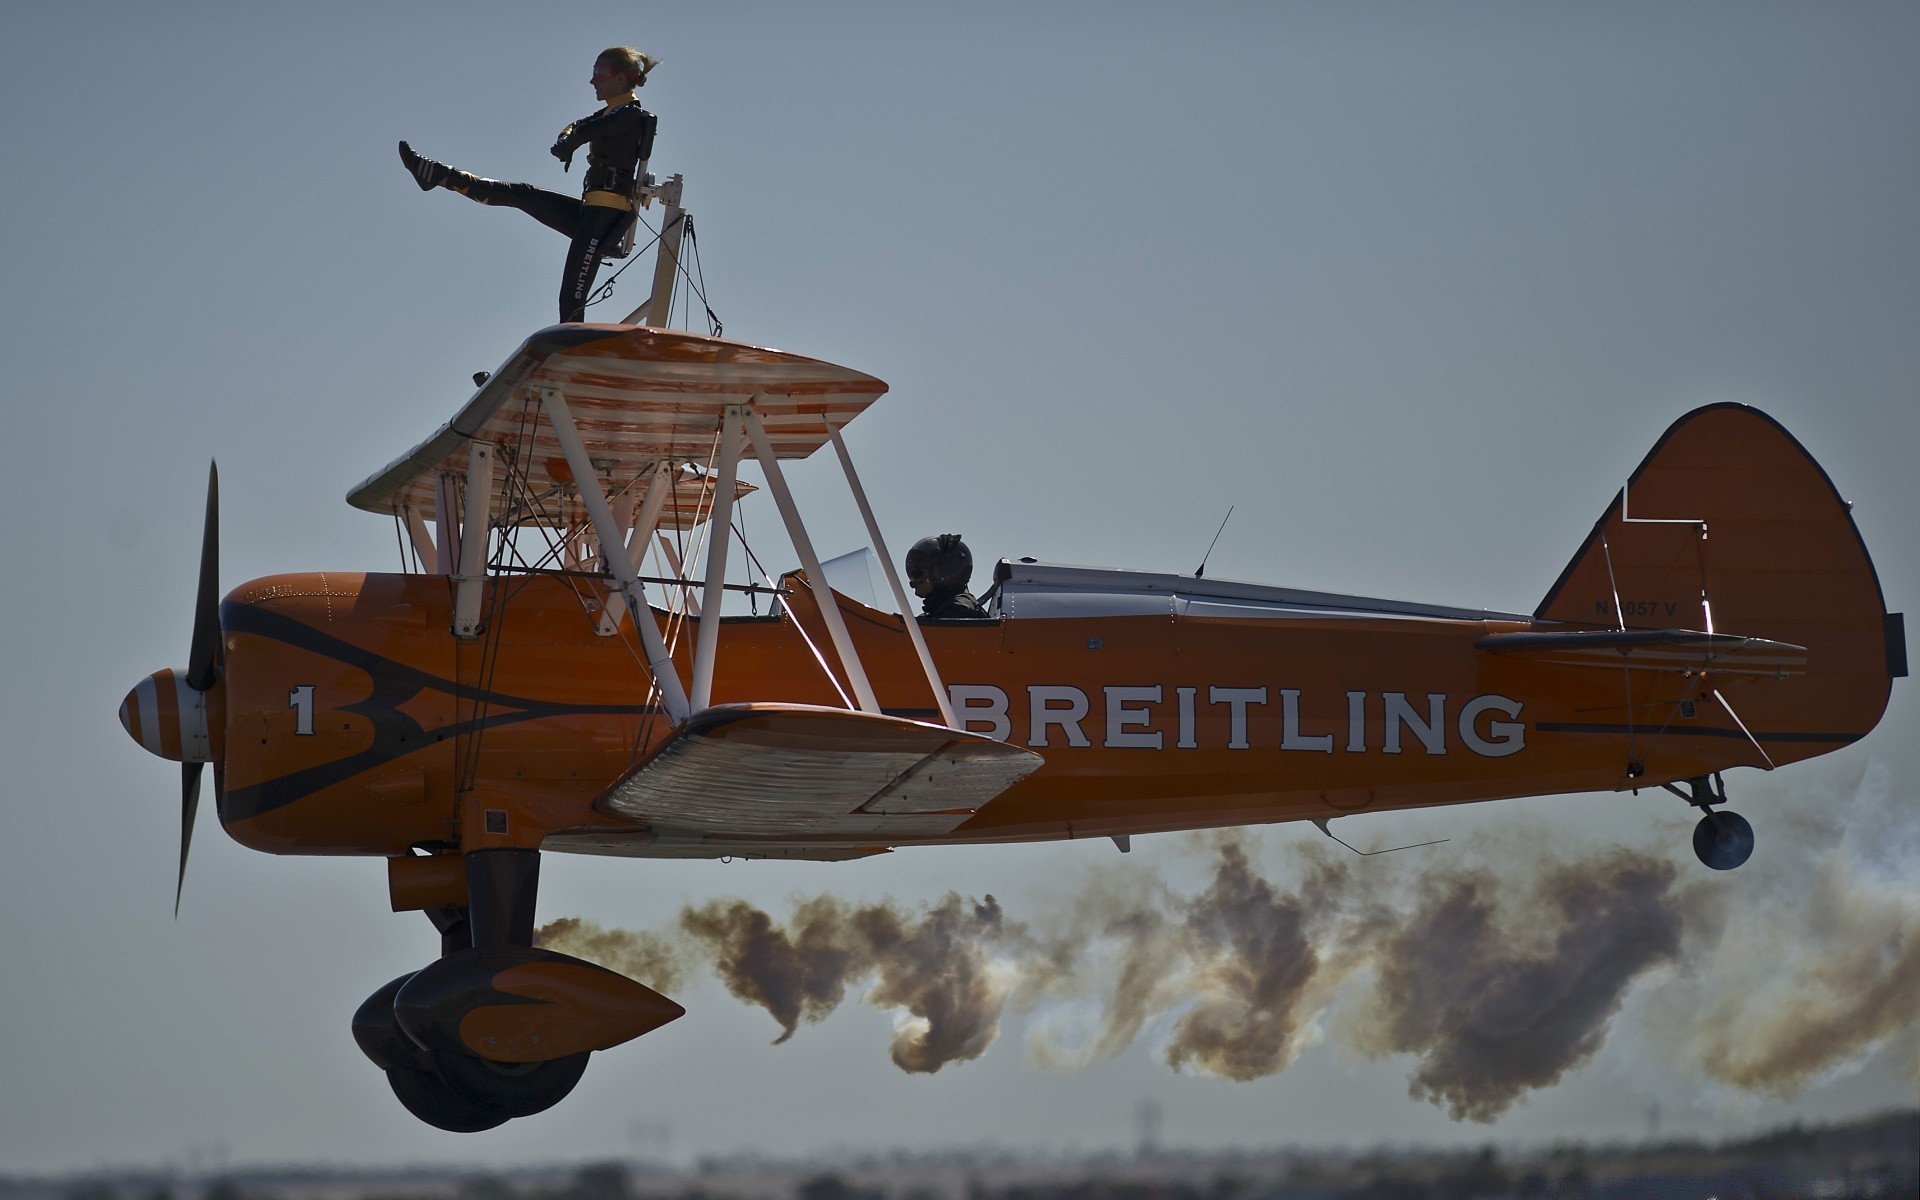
top-left (657, 534), bottom-right (700, 617)
top-left (432, 472), bottom-right (457, 576)
top-left (401, 505), bottom-right (437, 573)
top-left (625, 175), bottom-right (686, 328)
top-left (608, 489), bottom-right (639, 572)
top-left (453, 442), bottom-right (496, 639)
top-left (829, 425), bottom-right (956, 727)
top-left (597, 458), bottom-right (674, 636)
top-left (742, 409), bottom-right (882, 715)
top-left (539, 387), bottom-right (690, 725)
top-left (689, 408), bottom-right (743, 710)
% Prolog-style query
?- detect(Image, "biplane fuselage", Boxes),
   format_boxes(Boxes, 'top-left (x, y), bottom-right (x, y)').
top-left (210, 549), bottom-right (1886, 864)
top-left (117, 320), bottom-right (1901, 1133)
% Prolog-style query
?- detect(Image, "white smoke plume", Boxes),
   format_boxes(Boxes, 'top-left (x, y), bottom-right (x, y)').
top-left (1672, 761), bottom-right (1920, 1096)
top-left (536, 762), bottom-right (1920, 1120)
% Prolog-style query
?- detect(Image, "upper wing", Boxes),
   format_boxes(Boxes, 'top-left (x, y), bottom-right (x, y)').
top-left (346, 324), bottom-right (888, 528)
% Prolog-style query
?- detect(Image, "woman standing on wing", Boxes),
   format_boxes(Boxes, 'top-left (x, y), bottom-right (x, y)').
top-left (400, 47), bottom-right (660, 323)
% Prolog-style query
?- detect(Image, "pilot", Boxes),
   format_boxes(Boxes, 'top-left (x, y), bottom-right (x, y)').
top-left (399, 47), bottom-right (660, 324)
top-left (905, 534), bottom-right (987, 619)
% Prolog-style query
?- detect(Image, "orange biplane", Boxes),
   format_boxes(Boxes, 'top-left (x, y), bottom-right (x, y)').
top-left (119, 174), bottom-right (1904, 1131)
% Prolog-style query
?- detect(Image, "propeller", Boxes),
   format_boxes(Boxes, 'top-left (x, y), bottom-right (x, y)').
top-left (187, 462), bottom-right (221, 690)
top-left (177, 462), bottom-right (220, 914)
top-left (177, 762), bottom-right (201, 917)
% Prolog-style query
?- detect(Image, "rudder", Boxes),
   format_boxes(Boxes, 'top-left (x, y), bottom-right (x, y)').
top-left (1535, 403), bottom-right (1899, 761)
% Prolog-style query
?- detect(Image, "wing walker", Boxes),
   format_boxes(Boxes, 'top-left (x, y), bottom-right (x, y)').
top-left (119, 160), bottom-right (1906, 1130)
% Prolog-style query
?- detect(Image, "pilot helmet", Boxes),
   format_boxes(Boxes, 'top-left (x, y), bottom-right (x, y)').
top-left (905, 533), bottom-right (972, 595)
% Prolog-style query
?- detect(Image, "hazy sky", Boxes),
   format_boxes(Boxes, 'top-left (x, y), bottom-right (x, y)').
top-left (2, 1), bottom-right (1916, 1176)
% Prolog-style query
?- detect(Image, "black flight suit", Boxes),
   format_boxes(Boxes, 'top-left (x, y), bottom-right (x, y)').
top-left (922, 588), bottom-right (987, 619)
top-left (457, 98), bottom-right (656, 322)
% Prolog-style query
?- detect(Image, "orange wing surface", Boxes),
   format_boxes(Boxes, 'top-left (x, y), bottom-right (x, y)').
top-left (346, 324), bottom-right (887, 528)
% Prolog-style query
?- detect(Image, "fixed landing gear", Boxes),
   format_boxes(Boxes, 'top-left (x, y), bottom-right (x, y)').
top-left (386, 1062), bottom-right (510, 1133)
top-left (356, 847), bottom-right (683, 1129)
top-left (1662, 772), bottom-right (1755, 871)
top-left (428, 1046), bottom-right (590, 1118)
top-left (351, 966), bottom-right (588, 1131)
top-left (354, 850), bottom-right (589, 1131)
top-left (354, 848), bottom-right (681, 1130)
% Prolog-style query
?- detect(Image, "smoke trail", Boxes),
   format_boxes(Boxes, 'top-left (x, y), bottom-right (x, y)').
top-left (536, 915), bottom-right (686, 993)
top-left (1680, 762), bottom-right (1920, 1095)
top-left (1343, 850), bottom-right (1683, 1121)
top-left (545, 893), bottom-right (1019, 1069)
top-left (855, 894), bottom-right (1011, 1073)
top-left (1017, 866), bottom-right (1191, 1070)
top-left (535, 763), bottom-right (1920, 1120)
top-left (1162, 840), bottom-right (1353, 1080)
top-left (678, 896), bottom-right (876, 1043)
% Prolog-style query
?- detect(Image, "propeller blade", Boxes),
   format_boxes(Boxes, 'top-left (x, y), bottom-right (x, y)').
top-left (176, 762), bottom-right (202, 917)
top-left (186, 462), bottom-right (220, 691)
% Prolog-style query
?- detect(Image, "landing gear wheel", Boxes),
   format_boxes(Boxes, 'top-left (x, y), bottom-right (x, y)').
top-left (351, 973), bottom-right (427, 1072)
top-left (430, 1049), bottom-right (591, 1119)
top-left (1693, 809), bottom-right (1755, 871)
top-left (386, 1065), bottom-right (510, 1132)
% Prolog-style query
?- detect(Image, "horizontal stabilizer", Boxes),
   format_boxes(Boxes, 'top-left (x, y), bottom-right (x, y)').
top-left (1477, 628), bottom-right (1806, 676)
top-left (599, 703), bottom-right (1042, 841)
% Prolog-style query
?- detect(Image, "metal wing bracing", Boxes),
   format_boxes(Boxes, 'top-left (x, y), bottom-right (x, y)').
top-left (346, 322), bottom-right (961, 739)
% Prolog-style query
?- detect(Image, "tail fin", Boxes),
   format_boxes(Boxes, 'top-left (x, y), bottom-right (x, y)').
top-left (1536, 403), bottom-right (1901, 761)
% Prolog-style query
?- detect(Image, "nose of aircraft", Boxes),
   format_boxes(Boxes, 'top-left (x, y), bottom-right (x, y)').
top-left (119, 667), bottom-right (213, 763)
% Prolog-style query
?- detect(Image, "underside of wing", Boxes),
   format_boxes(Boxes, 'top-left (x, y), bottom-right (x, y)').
top-left (593, 703), bottom-right (1043, 846)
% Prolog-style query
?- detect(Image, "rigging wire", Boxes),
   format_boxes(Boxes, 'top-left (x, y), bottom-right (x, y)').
top-left (583, 209), bottom-right (724, 335)
top-left (583, 221), bottom-right (663, 312)
top-left (684, 216), bottom-right (722, 337)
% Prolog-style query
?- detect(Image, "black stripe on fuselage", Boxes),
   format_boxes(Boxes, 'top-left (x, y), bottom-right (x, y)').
top-left (1534, 721), bottom-right (1859, 745)
top-left (219, 602), bottom-right (663, 823)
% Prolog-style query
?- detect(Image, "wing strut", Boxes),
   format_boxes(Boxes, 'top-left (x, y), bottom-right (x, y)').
top-left (538, 386), bottom-right (692, 726)
top-left (829, 425), bottom-right (955, 726)
top-left (401, 504), bottom-right (437, 573)
top-left (741, 407), bottom-right (883, 715)
top-left (689, 407), bottom-right (744, 710)
top-left (453, 442), bottom-right (496, 638)
top-left (432, 472), bottom-right (457, 575)
top-left (597, 458), bottom-right (675, 636)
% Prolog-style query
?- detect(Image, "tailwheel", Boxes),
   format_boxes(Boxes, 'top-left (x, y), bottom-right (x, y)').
top-left (1692, 808), bottom-right (1755, 871)
top-left (1663, 772), bottom-right (1756, 871)
top-left (386, 1064), bottom-right (511, 1132)
top-left (430, 1048), bottom-right (591, 1119)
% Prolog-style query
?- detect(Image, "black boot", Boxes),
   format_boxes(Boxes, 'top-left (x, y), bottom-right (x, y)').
top-left (399, 141), bottom-right (457, 192)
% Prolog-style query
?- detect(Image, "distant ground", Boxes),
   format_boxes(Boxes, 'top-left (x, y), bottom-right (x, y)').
top-left (5, 1108), bottom-right (1913, 1200)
